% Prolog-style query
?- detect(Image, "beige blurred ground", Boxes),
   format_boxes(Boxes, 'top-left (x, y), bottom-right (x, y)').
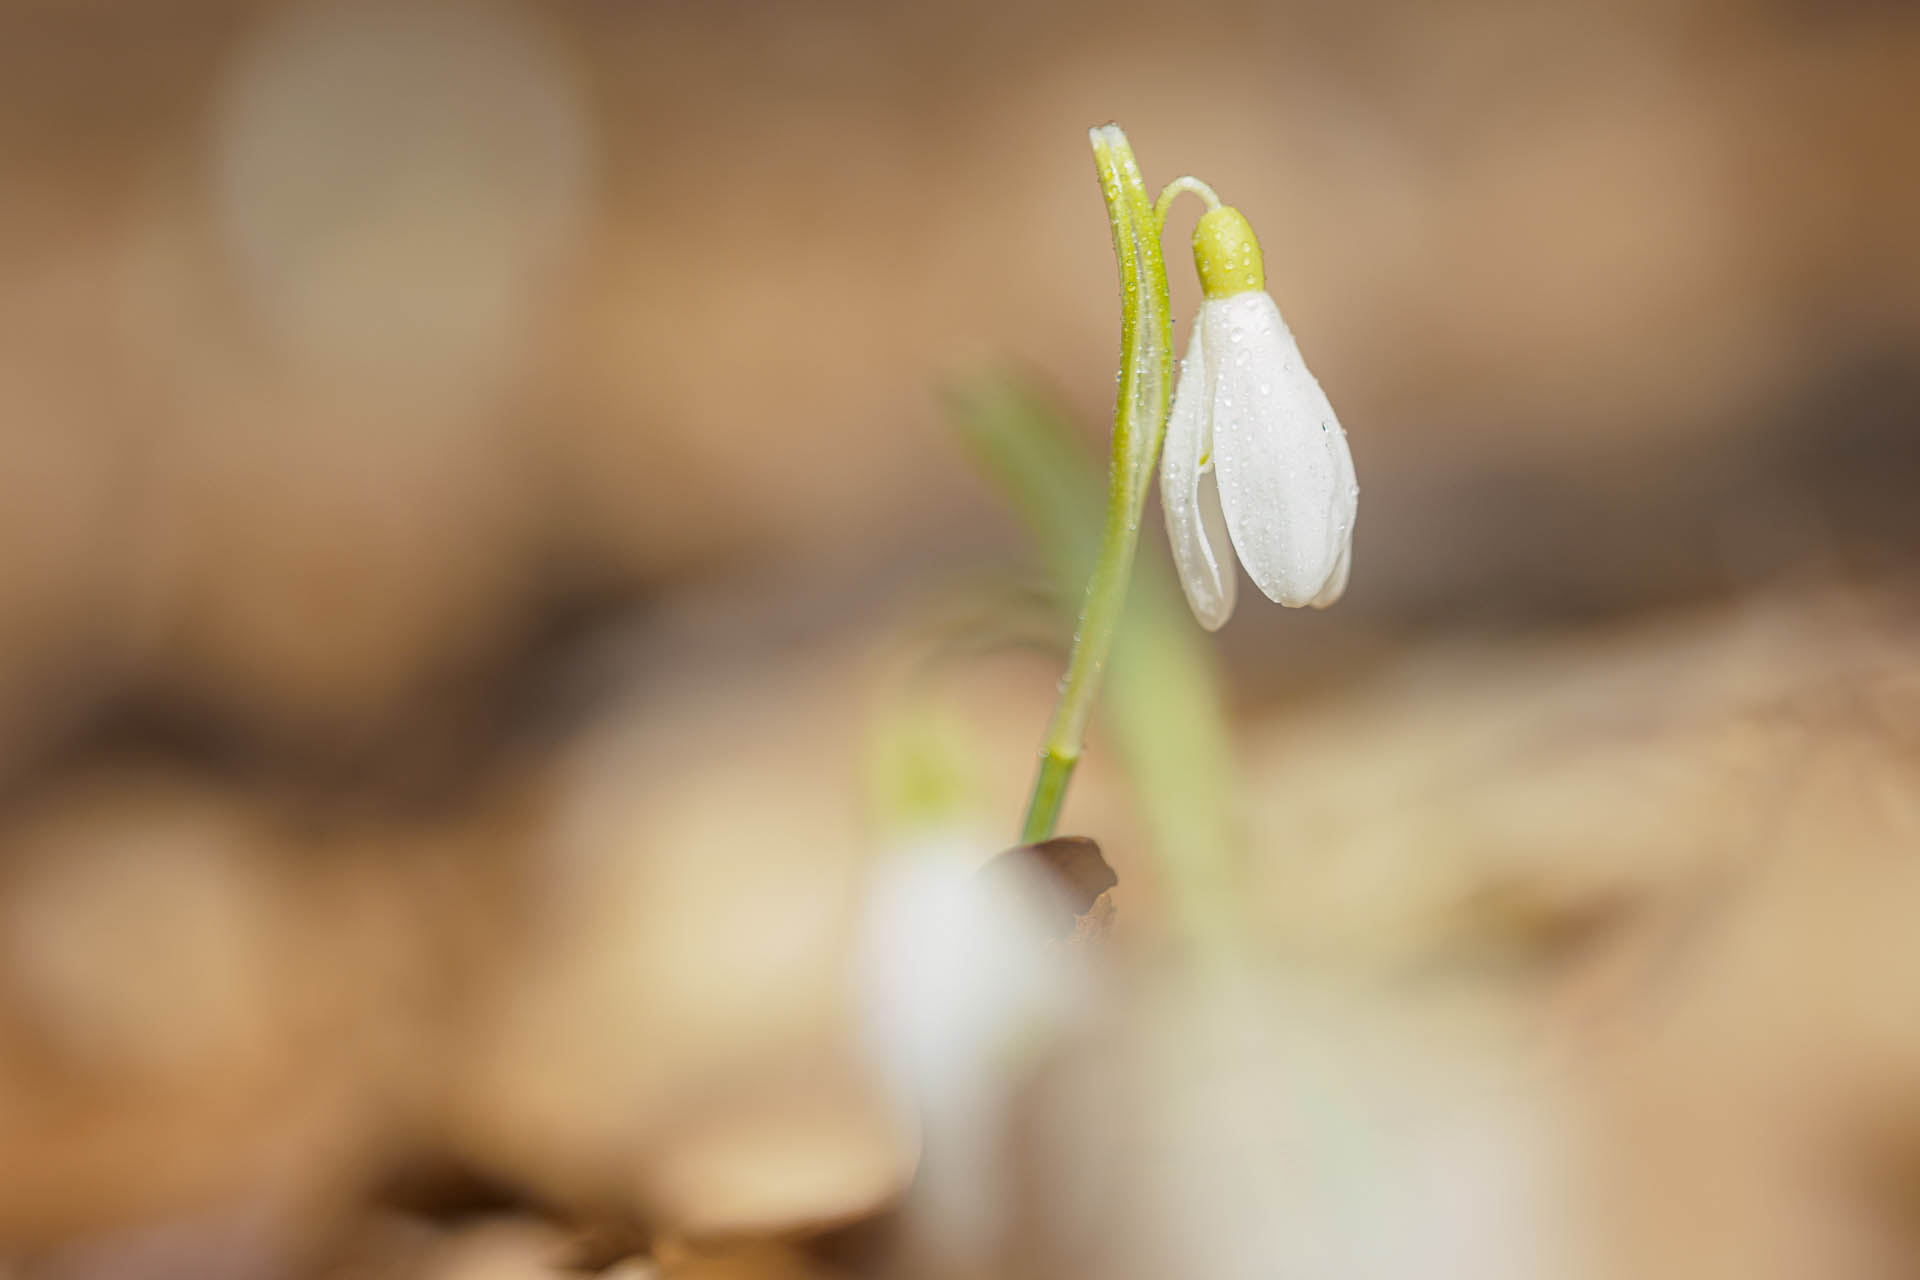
top-left (0, 0), bottom-right (1918, 1276)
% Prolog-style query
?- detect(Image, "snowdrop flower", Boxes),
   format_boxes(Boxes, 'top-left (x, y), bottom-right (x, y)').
top-left (854, 836), bottom-right (1097, 1262)
top-left (1160, 204), bottom-right (1357, 628)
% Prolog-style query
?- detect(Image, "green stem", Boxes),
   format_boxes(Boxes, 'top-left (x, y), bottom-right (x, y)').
top-left (1019, 125), bottom-right (1174, 843)
top-left (1152, 175), bottom-right (1223, 229)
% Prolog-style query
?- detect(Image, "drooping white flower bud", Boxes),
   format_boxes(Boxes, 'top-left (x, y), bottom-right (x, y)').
top-left (1161, 206), bottom-right (1356, 628)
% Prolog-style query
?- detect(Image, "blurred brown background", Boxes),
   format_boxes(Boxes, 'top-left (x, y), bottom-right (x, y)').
top-left (0, 0), bottom-right (1918, 1276)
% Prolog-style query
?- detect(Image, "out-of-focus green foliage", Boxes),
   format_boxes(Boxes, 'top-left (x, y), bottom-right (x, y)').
top-left (948, 373), bottom-right (1245, 929)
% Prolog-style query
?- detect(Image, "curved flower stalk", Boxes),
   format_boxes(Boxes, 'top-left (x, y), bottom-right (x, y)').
top-left (1018, 125), bottom-right (1173, 844)
top-left (1161, 203), bottom-right (1357, 628)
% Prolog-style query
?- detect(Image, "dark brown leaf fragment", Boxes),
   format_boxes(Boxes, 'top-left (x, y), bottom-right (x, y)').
top-left (977, 835), bottom-right (1117, 938)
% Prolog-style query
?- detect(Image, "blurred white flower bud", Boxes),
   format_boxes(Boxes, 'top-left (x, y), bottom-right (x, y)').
top-left (853, 836), bottom-right (1095, 1263)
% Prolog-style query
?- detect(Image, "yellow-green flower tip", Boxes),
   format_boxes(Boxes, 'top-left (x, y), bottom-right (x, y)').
top-left (1193, 205), bottom-right (1265, 299)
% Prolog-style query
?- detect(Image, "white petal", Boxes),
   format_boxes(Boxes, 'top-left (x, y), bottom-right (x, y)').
top-left (1309, 427), bottom-right (1357, 608)
top-left (1159, 319), bottom-right (1237, 629)
top-left (1204, 292), bottom-right (1357, 608)
top-left (1310, 531), bottom-right (1352, 608)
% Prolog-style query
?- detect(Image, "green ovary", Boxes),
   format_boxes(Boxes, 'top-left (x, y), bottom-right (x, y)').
top-left (1193, 206), bottom-right (1264, 299)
